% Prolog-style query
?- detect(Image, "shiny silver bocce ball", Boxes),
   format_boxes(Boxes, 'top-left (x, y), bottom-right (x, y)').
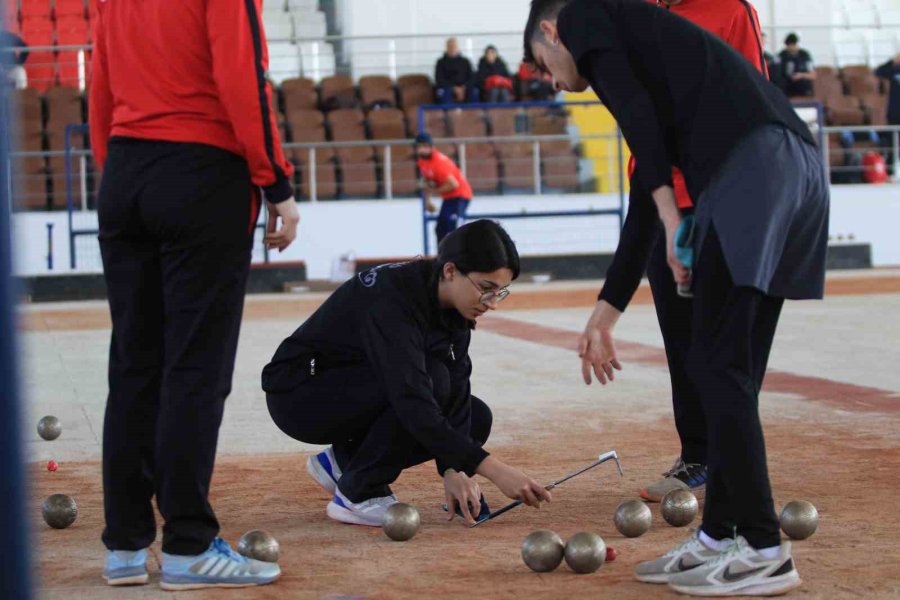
top-left (37, 415), bottom-right (62, 441)
top-left (780, 500), bottom-right (819, 540)
top-left (237, 530), bottom-right (280, 562)
top-left (661, 489), bottom-right (699, 527)
top-left (383, 503), bottom-right (421, 542)
top-left (42, 494), bottom-right (77, 529)
top-left (521, 530), bottom-right (565, 572)
top-left (564, 532), bottom-right (606, 574)
top-left (614, 499), bottom-right (653, 538)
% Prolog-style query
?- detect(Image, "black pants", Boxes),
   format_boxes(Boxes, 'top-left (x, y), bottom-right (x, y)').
top-left (266, 358), bottom-right (492, 503)
top-left (99, 139), bottom-right (259, 555)
top-left (646, 220), bottom-right (707, 465)
top-left (435, 197), bottom-right (469, 245)
top-left (691, 228), bottom-right (783, 549)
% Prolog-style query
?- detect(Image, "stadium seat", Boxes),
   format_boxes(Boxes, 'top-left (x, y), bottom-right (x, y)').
top-left (860, 93), bottom-right (888, 125)
top-left (287, 108), bottom-right (326, 131)
top-left (320, 75), bottom-right (356, 109)
top-left (12, 88), bottom-right (44, 124)
top-left (290, 124), bottom-right (336, 165)
top-left (297, 163), bottom-right (338, 200)
top-left (448, 108), bottom-right (487, 138)
top-left (465, 153), bottom-right (500, 194)
top-left (845, 74), bottom-right (880, 98)
top-left (338, 159), bottom-right (379, 197)
top-left (54, 0), bottom-right (86, 18)
top-left (10, 160), bottom-right (50, 211)
top-left (21, 28), bottom-right (56, 91)
top-left (359, 75), bottom-right (396, 109)
top-left (281, 77), bottom-right (319, 113)
top-left (397, 74), bottom-right (434, 108)
top-left (388, 160), bottom-right (419, 196)
top-left (814, 68), bottom-right (844, 101)
top-left (540, 141), bottom-right (579, 190)
top-left (45, 86), bottom-right (83, 129)
top-left (19, 0), bottom-right (52, 19)
top-left (368, 107), bottom-right (407, 160)
top-left (841, 64), bottom-right (872, 80)
top-left (826, 94), bottom-right (865, 126)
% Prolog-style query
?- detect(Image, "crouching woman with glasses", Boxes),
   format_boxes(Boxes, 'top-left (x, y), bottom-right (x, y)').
top-left (263, 220), bottom-right (551, 527)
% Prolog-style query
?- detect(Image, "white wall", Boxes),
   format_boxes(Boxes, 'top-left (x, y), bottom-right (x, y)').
top-left (11, 185), bottom-right (900, 279)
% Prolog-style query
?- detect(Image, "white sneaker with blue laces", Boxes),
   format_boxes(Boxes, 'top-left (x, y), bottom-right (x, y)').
top-left (326, 488), bottom-right (398, 527)
top-left (104, 548), bottom-right (149, 586)
top-left (307, 446), bottom-right (342, 494)
top-left (160, 537), bottom-right (280, 591)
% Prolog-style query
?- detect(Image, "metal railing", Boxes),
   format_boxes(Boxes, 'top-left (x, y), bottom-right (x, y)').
top-left (822, 125), bottom-right (900, 180)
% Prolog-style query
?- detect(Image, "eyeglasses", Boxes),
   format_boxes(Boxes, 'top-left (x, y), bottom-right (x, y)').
top-left (464, 274), bottom-right (510, 305)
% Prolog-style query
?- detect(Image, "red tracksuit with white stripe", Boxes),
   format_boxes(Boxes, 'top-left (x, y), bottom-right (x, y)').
top-left (91, 0), bottom-right (294, 556)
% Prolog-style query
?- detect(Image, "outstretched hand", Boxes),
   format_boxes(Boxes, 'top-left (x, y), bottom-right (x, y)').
top-left (578, 300), bottom-right (624, 385)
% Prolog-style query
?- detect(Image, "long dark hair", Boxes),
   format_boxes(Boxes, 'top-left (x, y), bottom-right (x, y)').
top-left (435, 220), bottom-right (520, 280)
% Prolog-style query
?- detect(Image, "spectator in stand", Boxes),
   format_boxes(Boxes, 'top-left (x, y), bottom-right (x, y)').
top-left (476, 45), bottom-right (513, 103)
top-left (779, 32), bottom-right (816, 98)
top-left (762, 32), bottom-right (783, 92)
top-left (875, 54), bottom-right (900, 126)
top-left (1, 29), bottom-right (29, 89)
top-left (436, 38), bottom-right (478, 104)
top-left (517, 62), bottom-right (556, 101)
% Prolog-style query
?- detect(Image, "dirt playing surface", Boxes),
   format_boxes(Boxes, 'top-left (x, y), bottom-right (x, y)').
top-left (31, 416), bottom-right (900, 600)
top-left (24, 275), bottom-right (900, 599)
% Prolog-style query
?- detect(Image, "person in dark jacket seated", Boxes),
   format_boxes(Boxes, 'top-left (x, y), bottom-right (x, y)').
top-left (435, 37), bottom-right (478, 104)
top-left (477, 45), bottom-right (514, 103)
top-left (263, 220), bottom-right (552, 527)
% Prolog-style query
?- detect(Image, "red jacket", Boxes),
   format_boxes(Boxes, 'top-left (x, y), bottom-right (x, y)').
top-left (631, 0), bottom-right (768, 208)
top-left (417, 151), bottom-right (473, 200)
top-left (89, 0), bottom-right (294, 203)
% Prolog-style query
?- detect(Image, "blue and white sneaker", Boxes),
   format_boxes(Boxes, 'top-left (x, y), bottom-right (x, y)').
top-left (160, 537), bottom-right (280, 591)
top-left (326, 488), bottom-right (398, 527)
top-left (103, 548), bottom-right (149, 586)
top-left (307, 446), bottom-right (342, 494)
top-left (641, 458), bottom-right (708, 503)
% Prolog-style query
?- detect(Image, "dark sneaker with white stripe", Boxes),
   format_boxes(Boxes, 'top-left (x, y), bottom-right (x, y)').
top-left (160, 538), bottom-right (280, 591)
top-left (641, 457), bottom-right (708, 502)
top-left (667, 535), bottom-right (801, 596)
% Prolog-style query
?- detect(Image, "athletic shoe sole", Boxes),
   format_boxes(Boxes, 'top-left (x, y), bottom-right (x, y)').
top-left (104, 573), bottom-right (149, 586)
top-left (307, 454), bottom-right (338, 495)
top-left (326, 501), bottom-right (383, 527)
top-left (636, 572), bottom-right (681, 584)
top-left (669, 571), bottom-right (802, 597)
top-left (160, 577), bottom-right (279, 591)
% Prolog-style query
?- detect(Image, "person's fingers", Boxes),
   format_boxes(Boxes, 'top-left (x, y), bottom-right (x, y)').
top-left (577, 334), bottom-right (588, 357)
top-left (534, 485), bottom-right (553, 503)
top-left (611, 358), bottom-right (623, 371)
top-left (520, 485), bottom-right (540, 508)
top-left (445, 493), bottom-right (455, 521)
top-left (581, 358), bottom-right (593, 385)
top-left (459, 494), bottom-right (476, 525)
top-left (592, 360), bottom-right (608, 385)
top-left (266, 212), bottom-right (277, 234)
top-left (602, 361), bottom-right (615, 382)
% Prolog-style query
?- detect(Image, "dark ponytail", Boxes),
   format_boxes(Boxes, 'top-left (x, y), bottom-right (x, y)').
top-left (435, 220), bottom-right (520, 280)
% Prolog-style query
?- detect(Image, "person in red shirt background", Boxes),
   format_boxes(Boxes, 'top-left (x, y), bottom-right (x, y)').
top-left (89, 0), bottom-right (298, 590)
top-left (415, 133), bottom-right (474, 245)
top-left (605, 0), bottom-right (769, 504)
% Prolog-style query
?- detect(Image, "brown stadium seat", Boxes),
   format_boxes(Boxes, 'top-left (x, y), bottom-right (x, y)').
top-left (297, 164), bottom-right (338, 200)
top-left (45, 87), bottom-right (83, 129)
top-left (13, 89), bottom-right (43, 125)
top-left (368, 108), bottom-right (407, 160)
top-left (281, 77), bottom-right (319, 113)
top-left (338, 160), bottom-right (379, 197)
top-left (845, 74), bottom-right (880, 98)
top-left (531, 112), bottom-right (568, 135)
top-left (540, 141), bottom-right (579, 190)
top-left (359, 75), bottom-right (396, 108)
top-left (861, 93), bottom-right (888, 125)
top-left (287, 108), bottom-right (326, 131)
top-left (397, 74), bottom-right (434, 108)
top-left (405, 106), bottom-right (446, 136)
top-left (840, 65), bottom-right (872, 81)
top-left (825, 94), bottom-right (865, 126)
top-left (320, 75), bottom-right (357, 108)
top-left (326, 108), bottom-right (377, 196)
top-left (448, 108), bottom-right (487, 138)
top-left (816, 65), bottom-right (838, 78)
top-left (267, 86), bottom-right (284, 125)
top-left (388, 155), bottom-right (420, 196)
top-left (487, 107), bottom-right (521, 136)
top-left (10, 164), bottom-right (49, 210)
top-left (827, 134), bottom-right (845, 170)
top-left (465, 154), bottom-right (500, 194)
top-left (500, 146), bottom-right (536, 191)
top-left (814, 70), bottom-right (844, 101)
top-left (289, 125), bottom-right (336, 164)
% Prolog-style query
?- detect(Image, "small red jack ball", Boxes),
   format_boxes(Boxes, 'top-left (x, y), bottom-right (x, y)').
top-left (47, 461), bottom-right (59, 472)
top-left (606, 546), bottom-right (618, 563)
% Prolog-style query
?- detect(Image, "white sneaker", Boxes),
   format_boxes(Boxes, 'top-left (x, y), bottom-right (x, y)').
top-left (326, 488), bottom-right (398, 527)
top-left (307, 447), bottom-right (342, 494)
top-left (667, 535), bottom-right (801, 596)
top-left (160, 538), bottom-right (280, 591)
top-left (635, 531), bottom-right (726, 583)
